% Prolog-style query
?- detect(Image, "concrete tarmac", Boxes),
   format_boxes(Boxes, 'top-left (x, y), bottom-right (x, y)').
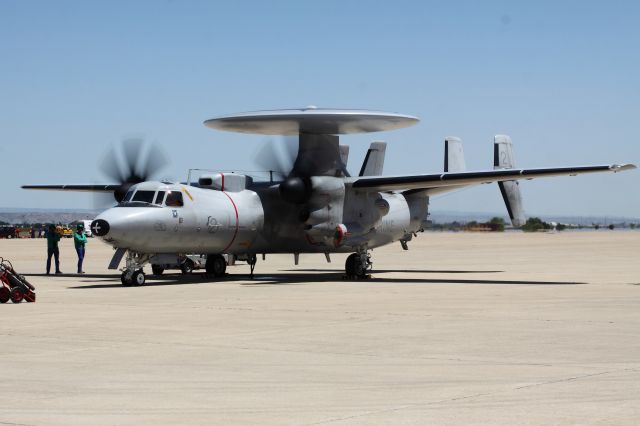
top-left (1, 232), bottom-right (639, 425)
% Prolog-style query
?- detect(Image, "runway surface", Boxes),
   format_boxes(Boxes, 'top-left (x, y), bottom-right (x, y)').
top-left (1, 232), bottom-right (639, 425)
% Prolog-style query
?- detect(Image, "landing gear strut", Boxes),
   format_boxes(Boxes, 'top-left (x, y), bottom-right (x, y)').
top-left (345, 250), bottom-right (371, 279)
top-left (120, 251), bottom-right (150, 286)
top-left (247, 254), bottom-right (257, 279)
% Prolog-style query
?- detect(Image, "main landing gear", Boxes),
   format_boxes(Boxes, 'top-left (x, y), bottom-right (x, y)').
top-left (205, 254), bottom-right (227, 278)
top-left (345, 250), bottom-right (372, 279)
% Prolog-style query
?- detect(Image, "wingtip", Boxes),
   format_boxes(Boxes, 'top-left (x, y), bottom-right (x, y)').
top-left (610, 164), bottom-right (637, 172)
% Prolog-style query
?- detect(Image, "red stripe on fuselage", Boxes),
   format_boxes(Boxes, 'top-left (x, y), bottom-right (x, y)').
top-left (222, 191), bottom-right (238, 252)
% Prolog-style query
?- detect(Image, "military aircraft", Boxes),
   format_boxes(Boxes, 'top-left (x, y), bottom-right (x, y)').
top-left (23, 107), bottom-right (636, 285)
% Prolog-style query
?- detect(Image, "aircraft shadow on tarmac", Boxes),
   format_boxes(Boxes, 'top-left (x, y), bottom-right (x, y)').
top-left (30, 273), bottom-right (118, 279)
top-left (51, 269), bottom-right (585, 289)
top-left (241, 273), bottom-right (586, 286)
top-left (281, 268), bottom-right (504, 274)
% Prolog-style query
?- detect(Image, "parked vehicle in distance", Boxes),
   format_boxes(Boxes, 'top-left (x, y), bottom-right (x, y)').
top-left (81, 220), bottom-right (94, 237)
top-left (57, 226), bottom-right (73, 238)
top-left (0, 226), bottom-right (17, 239)
top-left (15, 227), bottom-right (32, 238)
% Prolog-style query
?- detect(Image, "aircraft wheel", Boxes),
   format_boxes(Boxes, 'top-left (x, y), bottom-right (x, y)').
top-left (181, 259), bottom-right (194, 275)
top-left (132, 270), bottom-right (146, 286)
top-left (121, 272), bottom-right (133, 286)
top-left (10, 287), bottom-right (24, 303)
top-left (345, 253), bottom-right (366, 279)
top-left (0, 287), bottom-right (10, 303)
top-left (345, 253), bottom-right (357, 277)
top-left (151, 264), bottom-right (164, 276)
top-left (206, 254), bottom-right (226, 277)
top-left (354, 260), bottom-right (366, 278)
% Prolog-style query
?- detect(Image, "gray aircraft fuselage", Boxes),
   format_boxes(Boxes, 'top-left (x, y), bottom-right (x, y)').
top-left (94, 178), bottom-right (426, 255)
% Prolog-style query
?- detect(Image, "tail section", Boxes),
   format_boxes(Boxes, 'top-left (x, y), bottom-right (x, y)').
top-left (494, 135), bottom-right (526, 227)
top-left (444, 137), bottom-right (465, 172)
top-left (339, 144), bottom-right (350, 176)
top-left (359, 141), bottom-right (387, 176)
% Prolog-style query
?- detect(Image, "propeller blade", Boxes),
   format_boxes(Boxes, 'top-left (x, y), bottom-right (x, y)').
top-left (122, 138), bottom-right (144, 182)
top-left (139, 142), bottom-right (169, 181)
top-left (254, 136), bottom-right (298, 178)
top-left (99, 146), bottom-right (126, 183)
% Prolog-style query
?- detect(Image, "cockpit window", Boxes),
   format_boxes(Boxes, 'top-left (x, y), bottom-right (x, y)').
top-left (132, 190), bottom-right (155, 203)
top-left (165, 191), bottom-right (183, 207)
top-left (154, 191), bottom-right (166, 205)
top-left (123, 190), bottom-right (134, 202)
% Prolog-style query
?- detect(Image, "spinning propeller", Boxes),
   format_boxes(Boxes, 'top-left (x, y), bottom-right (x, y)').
top-left (253, 136), bottom-right (350, 205)
top-left (253, 136), bottom-right (311, 204)
top-left (253, 136), bottom-right (298, 180)
top-left (100, 138), bottom-right (169, 202)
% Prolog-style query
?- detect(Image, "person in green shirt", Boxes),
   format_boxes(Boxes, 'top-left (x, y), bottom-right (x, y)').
top-left (46, 224), bottom-right (61, 275)
top-left (73, 223), bottom-right (88, 274)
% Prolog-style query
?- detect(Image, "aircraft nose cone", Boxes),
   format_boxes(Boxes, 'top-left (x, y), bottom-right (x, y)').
top-left (90, 219), bottom-right (110, 237)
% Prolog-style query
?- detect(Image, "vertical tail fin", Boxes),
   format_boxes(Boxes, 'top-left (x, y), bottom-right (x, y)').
top-left (358, 141), bottom-right (387, 176)
top-left (339, 144), bottom-right (350, 176)
top-left (444, 137), bottom-right (465, 172)
top-left (494, 135), bottom-right (526, 227)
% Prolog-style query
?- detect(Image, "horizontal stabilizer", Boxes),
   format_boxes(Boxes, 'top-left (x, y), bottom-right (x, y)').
top-left (352, 164), bottom-right (636, 193)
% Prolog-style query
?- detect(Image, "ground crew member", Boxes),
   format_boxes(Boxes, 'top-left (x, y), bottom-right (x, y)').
top-left (46, 224), bottom-right (61, 275)
top-left (73, 223), bottom-right (87, 274)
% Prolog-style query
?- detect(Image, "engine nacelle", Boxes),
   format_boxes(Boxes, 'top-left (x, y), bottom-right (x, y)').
top-left (296, 176), bottom-right (346, 247)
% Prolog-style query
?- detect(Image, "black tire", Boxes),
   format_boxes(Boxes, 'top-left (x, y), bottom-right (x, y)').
top-left (354, 259), bottom-right (366, 278)
top-left (345, 253), bottom-right (366, 278)
top-left (10, 287), bottom-right (24, 303)
top-left (0, 286), bottom-right (10, 303)
top-left (181, 259), bottom-right (194, 275)
top-left (121, 272), bottom-right (132, 286)
top-left (131, 270), bottom-right (146, 286)
top-left (206, 254), bottom-right (226, 277)
top-left (151, 264), bottom-right (164, 276)
top-left (345, 253), bottom-right (358, 277)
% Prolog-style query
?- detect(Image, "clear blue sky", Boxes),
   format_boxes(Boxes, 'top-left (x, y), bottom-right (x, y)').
top-left (1, 0), bottom-right (638, 216)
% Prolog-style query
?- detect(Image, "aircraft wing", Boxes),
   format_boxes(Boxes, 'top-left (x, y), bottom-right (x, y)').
top-left (22, 184), bottom-right (120, 192)
top-left (350, 164), bottom-right (636, 194)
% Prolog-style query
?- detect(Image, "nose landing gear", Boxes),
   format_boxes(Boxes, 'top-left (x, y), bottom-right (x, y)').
top-left (345, 250), bottom-right (371, 279)
top-left (120, 251), bottom-right (150, 286)
top-left (121, 269), bottom-right (146, 286)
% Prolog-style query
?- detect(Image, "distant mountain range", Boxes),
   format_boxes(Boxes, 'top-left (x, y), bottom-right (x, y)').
top-left (429, 210), bottom-right (640, 226)
top-left (0, 208), bottom-right (100, 225)
top-left (0, 208), bottom-right (638, 226)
